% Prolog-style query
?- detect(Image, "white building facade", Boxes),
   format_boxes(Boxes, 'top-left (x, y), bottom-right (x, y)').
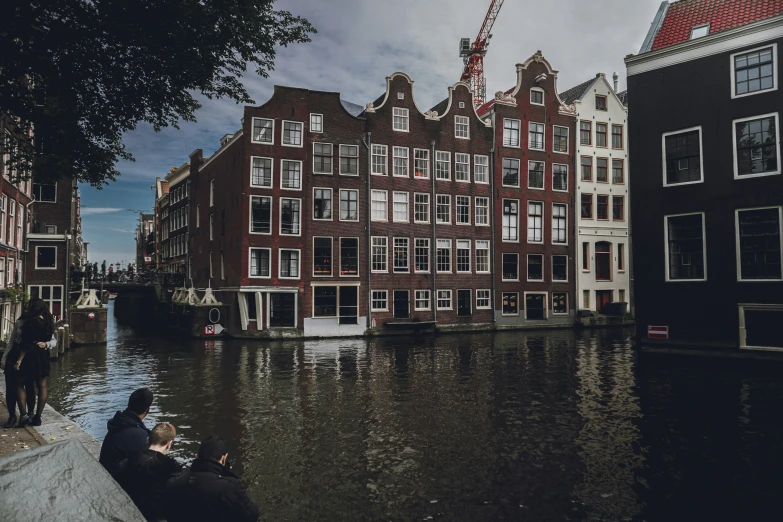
top-left (562, 73), bottom-right (631, 314)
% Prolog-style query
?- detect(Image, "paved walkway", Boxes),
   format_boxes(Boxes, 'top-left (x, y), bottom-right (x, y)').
top-left (0, 392), bottom-right (47, 458)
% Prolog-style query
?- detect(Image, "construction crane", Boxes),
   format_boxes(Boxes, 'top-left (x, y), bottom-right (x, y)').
top-left (459, 0), bottom-right (505, 108)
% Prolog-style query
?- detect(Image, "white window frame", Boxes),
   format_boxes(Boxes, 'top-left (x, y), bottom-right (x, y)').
top-left (35, 246), bottom-right (57, 270)
top-left (456, 195), bottom-right (470, 225)
top-left (414, 148), bottom-right (430, 178)
top-left (250, 156), bottom-right (273, 187)
top-left (731, 112), bottom-right (781, 179)
top-left (339, 144), bottom-right (359, 176)
top-left (312, 143), bottom-right (333, 175)
top-left (281, 120), bottom-right (304, 148)
top-left (475, 240), bottom-right (490, 273)
top-left (393, 191), bottom-right (409, 223)
top-left (502, 199), bottom-right (519, 243)
top-left (503, 118), bottom-right (521, 148)
top-left (475, 197), bottom-right (489, 226)
top-left (371, 236), bottom-right (388, 273)
top-left (279, 197), bottom-right (302, 236)
top-left (372, 144), bottom-right (388, 176)
top-left (280, 159), bottom-right (303, 190)
top-left (474, 155), bottom-right (489, 184)
top-left (249, 195), bottom-right (273, 235)
top-left (414, 193), bottom-right (430, 224)
top-left (436, 239), bottom-right (452, 273)
top-left (310, 113), bottom-right (323, 133)
top-left (312, 236), bottom-right (334, 278)
top-left (502, 292), bottom-right (520, 316)
top-left (527, 201), bottom-right (544, 244)
top-left (339, 189), bottom-right (359, 222)
top-left (730, 43), bottom-right (778, 100)
top-left (339, 237), bottom-right (360, 278)
top-left (393, 237), bottom-right (410, 273)
top-left (278, 249), bottom-right (301, 279)
top-left (371, 290), bottom-right (389, 312)
top-left (250, 117), bottom-right (274, 144)
top-left (552, 163), bottom-right (569, 192)
top-left (476, 289), bottom-right (491, 310)
top-left (551, 292), bottom-right (569, 315)
top-left (734, 206), bottom-right (783, 282)
top-left (739, 304), bottom-right (783, 351)
top-left (393, 107), bottom-right (409, 132)
top-left (456, 239), bottom-right (471, 273)
top-left (664, 212), bottom-right (707, 282)
top-left (527, 160), bottom-right (545, 191)
top-left (436, 194), bottom-right (451, 225)
top-left (436, 289), bottom-right (453, 310)
top-left (371, 189), bottom-right (388, 222)
top-left (527, 254), bottom-right (544, 282)
top-left (662, 126), bottom-right (705, 187)
top-left (393, 146), bottom-right (409, 177)
top-left (551, 255), bottom-right (569, 283)
top-left (502, 253), bottom-right (519, 282)
top-left (455, 153), bottom-right (470, 182)
top-left (312, 187), bottom-right (333, 222)
top-left (414, 238), bottom-right (430, 273)
top-left (530, 87), bottom-right (545, 105)
top-left (528, 121), bottom-right (545, 151)
top-left (414, 290), bottom-right (431, 311)
top-left (552, 203), bottom-right (568, 245)
top-left (553, 126), bottom-right (570, 155)
top-left (209, 179), bottom-right (214, 206)
top-left (455, 115), bottom-right (470, 139)
top-left (435, 151), bottom-right (450, 181)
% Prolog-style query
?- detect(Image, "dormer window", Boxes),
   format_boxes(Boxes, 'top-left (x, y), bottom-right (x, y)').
top-left (393, 107), bottom-right (409, 132)
top-left (530, 88), bottom-right (544, 105)
top-left (690, 24), bottom-right (709, 40)
top-left (595, 95), bottom-right (607, 111)
top-left (397, 92), bottom-right (405, 100)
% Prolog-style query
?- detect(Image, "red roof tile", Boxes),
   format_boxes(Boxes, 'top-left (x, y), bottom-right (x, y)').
top-left (652, 0), bottom-right (783, 51)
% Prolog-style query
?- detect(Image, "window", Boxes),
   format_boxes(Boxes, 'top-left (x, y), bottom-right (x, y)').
top-left (612, 159), bottom-right (624, 184)
top-left (45, 225), bottom-right (56, 234)
top-left (455, 153), bottom-right (470, 182)
top-left (457, 290), bottom-right (472, 317)
top-left (435, 151), bottom-right (450, 180)
top-left (552, 292), bottom-right (568, 314)
top-left (280, 198), bottom-right (301, 235)
top-left (391, 146), bottom-right (409, 177)
top-left (371, 290), bottom-right (388, 311)
top-left (313, 237), bottom-right (332, 276)
top-left (502, 199), bottom-right (518, 241)
top-left (527, 254), bottom-right (543, 281)
top-left (392, 237), bottom-right (409, 273)
top-left (393, 107), bottom-right (409, 131)
top-left (552, 204), bottom-right (567, 243)
top-left (502, 292), bottom-right (519, 315)
top-left (32, 183), bottom-right (56, 203)
top-left (596, 123), bottom-right (607, 147)
top-left (475, 240), bottom-right (489, 273)
top-left (455, 115), bottom-right (470, 138)
top-left (663, 127), bottom-right (703, 185)
top-left (502, 253), bottom-right (518, 280)
top-left (528, 202), bottom-right (543, 243)
top-left (310, 113), bottom-right (323, 133)
top-left (528, 161), bottom-right (544, 189)
top-left (196, 204), bottom-right (199, 228)
top-left (250, 196), bottom-right (272, 233)
top-left (597, 158), bottom-right (608, 182)
top-left (666, 213), bottom-right (706, 281)
top-left (372, 237), bottom-right (387, 272)
top-left (313, 143), bottom-right (333, 174)
top-left (282, 121), bottom-right (302, 146)
top-left (690, 24), bottom-right (709, 39)
top-left (553, 126), bottom-right (569, 153)
top-left (503, 158), bottom-right (520, 187)
top-left (529, 122), bottom-right (544, 150)
top-left (251, 118), bottom-right (273, 143)
top-left (553, 164), bottom-right (568, 191)
top-left (596, 195), bottom-right (609, 220)
top-left (36, 246), bottom-right (56, 269)
top-left (552, 255), bottom-right (567, 281)
top-left (0, 258), bottom-right (4, 287)
top-left (581, 194), bottom-right (593, 219)
top-left (456, 196), bottom-right (470, 225)
top-left (279, 250), bottom-right (300, 278)
top-left (414, 193), bottom-right (430, 223)
top-left (475, 197), bottom-right (489, 226)
top-left (437, 290), bottom-right (452, 310)
top-left (503, 119), bottom-right (520, 147)
top-left (613, 196), bottom-right (625, 221)
top-left (340, 238), bottom-right (359, 276)
top-left (581, 156), bottom-right (592, 181)
top-left (596, 95), bottom-right (607, 111)
top-left (415, 290), bottom-right (431, 311)
top-left (209, 214), bottom-right (214, 240)
top-left (580, 121), bottom-right (592, 145)
top-left (474, 155), bottom-right (488, 183)
top-left (612, 125), bottom-right (623, 149)
top-left (251, 157), bottom-right (273, 186)
top-left (8, 205), bottom-right (14, 247)
top-left (530, 88), bottom-right (544, 105)
top-left (337, 144), bottom-right (358, 176)
top-left (371, 190), bottom-right (388, 221)
top-left (415, 238), bottom-right (430, 272)
top-left (389, 192), bottom-right (408, 223)
top-left (372, 144), bottom-right (387, 175)
top-left (436, 194), bottom-right (451, 224)
top-left (476, 290), bottom-right (490, 309)
top-left (618, 243), bottom-right (626, 272)
top-left (736, 207), bottom-right (782, 281)
top-left (583, 290), bottom-right (590, 309)
top-left (28, 286), bottom-right (63, 320)
top-left (340, 190), bottom-right (358, 221)
top-left (281, 160), bottom-right (301, 189)
top-left (734, 114), bottom-right (779, 178)
top-left (436, 239), bottom-right (451, 273)
top-left (313, 188), bottom-right (332, 220)
top-left (596, 242), bottom-right (611, 281)
top-left (313, 287), bottom-right (337, 317)
top-left (414, 149), bottom-right (429, 178)
top-left (456, 240), bottom-right (471, 273)
top-left (733, 45), bottom-right (776, 97)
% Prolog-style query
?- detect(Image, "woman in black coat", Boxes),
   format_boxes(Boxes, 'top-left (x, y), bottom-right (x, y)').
top-left (12, 298), bottom-right (55, 427)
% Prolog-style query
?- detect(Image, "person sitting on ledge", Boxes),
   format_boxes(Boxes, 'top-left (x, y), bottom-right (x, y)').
top-left (99, 387), bottom-right (153, 478)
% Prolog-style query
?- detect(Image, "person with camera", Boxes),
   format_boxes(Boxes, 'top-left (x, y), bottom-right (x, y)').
top-left (166, 436), bottom-right (258, 522)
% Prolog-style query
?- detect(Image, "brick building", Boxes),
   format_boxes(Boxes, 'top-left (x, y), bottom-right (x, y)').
top-left (161, 163), bottom-right (189, 274)
top-left (478, 52), bottom-right (577, 326)
top-left (135, 213), bottom-right (154, 270)
top-left (153, 177), bottom-right (169, 269)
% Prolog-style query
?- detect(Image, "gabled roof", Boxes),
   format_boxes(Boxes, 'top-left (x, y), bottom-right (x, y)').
top-left (559, 77), bottom-right (596, 105)
top-left (617, 90), bottom-right (628, 107)
top-left (643, 0), bottom-right (783, 53)
top-left (430, 97), bottom-right (449, 115)
top-left (340, 99), bottom-right (364, 117)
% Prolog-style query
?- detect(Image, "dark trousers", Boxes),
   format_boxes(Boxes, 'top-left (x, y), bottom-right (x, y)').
top-left (4, 372), bottom-right (35, 418)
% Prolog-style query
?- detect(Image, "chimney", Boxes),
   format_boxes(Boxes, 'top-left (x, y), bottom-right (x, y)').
top-left (613, 72), bottom-right (619, 92)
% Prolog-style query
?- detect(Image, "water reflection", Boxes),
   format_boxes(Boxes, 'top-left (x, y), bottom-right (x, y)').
top-left (46, 305), bottom-right (783, 521)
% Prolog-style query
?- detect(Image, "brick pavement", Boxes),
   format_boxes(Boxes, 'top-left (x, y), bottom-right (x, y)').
top-left (0, 391), bottom-right (47, 458)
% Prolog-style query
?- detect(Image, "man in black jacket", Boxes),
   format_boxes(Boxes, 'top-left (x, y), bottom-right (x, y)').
top-left (166, 436), bottom-right (259, 522)
top-left (116, 422), bottom-right (182, 521)
top-left (99, 388), bottom-right (153, 478)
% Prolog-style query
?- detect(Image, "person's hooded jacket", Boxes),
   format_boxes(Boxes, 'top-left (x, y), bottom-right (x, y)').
top-left (116, 448), bottom-right (182, 521)
top-left (99, 410), bottom-right (150, 477)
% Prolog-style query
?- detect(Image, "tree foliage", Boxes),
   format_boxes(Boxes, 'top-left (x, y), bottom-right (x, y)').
top-left (0, 0), bottom-right (315, 186)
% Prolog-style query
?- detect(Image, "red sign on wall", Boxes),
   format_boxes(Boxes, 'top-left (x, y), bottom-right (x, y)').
top-left (648, 325), bottom-right (669, 339)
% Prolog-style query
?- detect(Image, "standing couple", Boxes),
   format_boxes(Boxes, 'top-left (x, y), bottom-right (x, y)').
top-left (1, 299), bottom-right (57, 428)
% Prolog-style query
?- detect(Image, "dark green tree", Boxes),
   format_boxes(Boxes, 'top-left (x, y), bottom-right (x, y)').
top-left (0, 0), bottom-right (315, 186)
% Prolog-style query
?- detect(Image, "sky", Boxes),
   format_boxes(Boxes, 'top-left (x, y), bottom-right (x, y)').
top-left (82, 0), bottom-right (665, 265)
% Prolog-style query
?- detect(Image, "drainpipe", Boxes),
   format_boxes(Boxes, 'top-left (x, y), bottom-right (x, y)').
top-left (489, 128), bottom-right (496, 324)
top-left (362, 131), bottom-right (372, 330)
top-left (430, 139), bottom-right (437, 323)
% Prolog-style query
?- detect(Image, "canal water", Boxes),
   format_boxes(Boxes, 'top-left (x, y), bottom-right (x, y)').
top-left (48, 303), bottom-right (783, 521)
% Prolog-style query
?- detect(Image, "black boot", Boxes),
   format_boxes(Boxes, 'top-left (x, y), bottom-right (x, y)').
top-left (30, 415), bottom-right (42, 427)
top-left (3, 415), bottom-right (17, 429)
top-left (16, 414), bottom-right (31, 427)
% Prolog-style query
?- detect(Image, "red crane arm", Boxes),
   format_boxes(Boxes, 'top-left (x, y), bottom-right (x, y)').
top-left (460, 0), bottom-right (505, 106)
top-left (475, 0), bottom-right (504, 50)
